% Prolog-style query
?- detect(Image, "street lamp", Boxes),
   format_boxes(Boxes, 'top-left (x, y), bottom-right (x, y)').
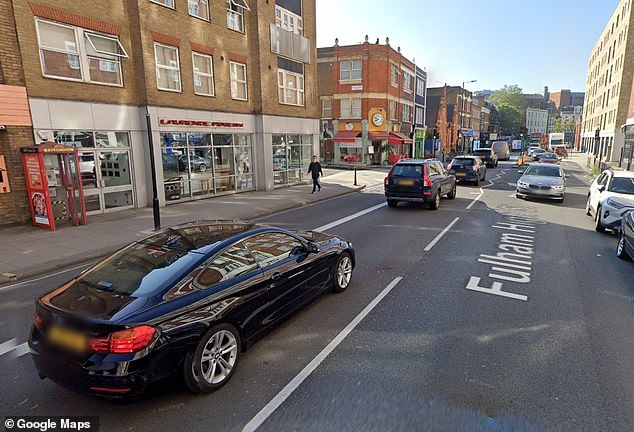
top-left (461, 79), bottom-right (477, 153)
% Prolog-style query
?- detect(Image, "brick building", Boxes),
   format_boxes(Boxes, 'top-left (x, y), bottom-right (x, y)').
top-left (317, 37), bottom-right (424, 165)
top-left (0, 0), bottom-right (318, 227)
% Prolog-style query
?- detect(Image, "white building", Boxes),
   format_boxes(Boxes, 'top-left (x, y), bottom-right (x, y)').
top-left (526, 108), bottom-right (549, 134)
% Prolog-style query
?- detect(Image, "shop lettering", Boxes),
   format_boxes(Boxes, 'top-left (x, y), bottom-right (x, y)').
top-left (159, 119), bottom-right (243, 128)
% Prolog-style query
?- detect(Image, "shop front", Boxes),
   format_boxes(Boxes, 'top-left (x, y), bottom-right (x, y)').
top-left (272, 134), bottom-right (313, 186)
top-left (332, 130), bottom-right (362, 164)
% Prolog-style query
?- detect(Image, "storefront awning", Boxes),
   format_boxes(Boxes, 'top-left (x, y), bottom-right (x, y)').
top-left (389, 132), bottom-right (413, 145)
top-left (368, 131), bottom-right (391, 141)
top-left (333, 130), bottom-right (361, 143)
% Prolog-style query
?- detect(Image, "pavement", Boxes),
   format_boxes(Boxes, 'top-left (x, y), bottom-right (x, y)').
top-left (0, 168), bottom-right (389, 286)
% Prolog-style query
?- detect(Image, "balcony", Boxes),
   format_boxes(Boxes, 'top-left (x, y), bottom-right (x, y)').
top-left (270, 24), bottom-right (311, 64)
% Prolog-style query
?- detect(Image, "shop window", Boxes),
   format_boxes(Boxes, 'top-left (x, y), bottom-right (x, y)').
top-left (340, 60), bottom-right (361, 81)
top-left (340, 98), bottom-right (361, 119)
top-left (192, 52), bottom-right (214, 96)
top-left (188, 0), bottom-right (209, 20)
top-left (230, 61), bottom-right (247, 100)
top-left (227, 0), bottom-right (250, 33)
top-left (36, 19), bottom-right (127, 86)
top-left (154, 43), bottom-right (181, 92)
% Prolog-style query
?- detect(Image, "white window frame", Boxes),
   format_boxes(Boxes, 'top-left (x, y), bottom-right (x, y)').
top-left (416, 78), bottom-right (425, 97)
top-left (390, 64), bottom-right (399, 87)
top-left (340, 98), bottom-right (361, 119)
top-left (35, 18), bottom-right (127, 87)
top-left (339, 60), bottom-right (361, 82)
top-left (230, 61), bottom-right (248, 101)
top-left (402, 104), bottom-right (412, 123)
top-left (192, 52), bottom-right (215, 96)
top-left (277, 69), bottom-right (304, 106)
top-left (188, 0), bottom-right (210, 21)
top-left (389, 100), bottom-right (397, 120)
top-left (150, 0), bottom-right (175, 8)
top-left (403, 72), bottom-right (413, 93)
top-left (322, 99), bottom-right (332, 118)
top-left (227, 0), bottom-right (250, 33)
top-left (275, 5), bottom-right (303, 35)
top-left (154, 42), bottom-right (182, 92)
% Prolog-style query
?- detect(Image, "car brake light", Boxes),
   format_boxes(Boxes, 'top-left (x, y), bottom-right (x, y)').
top-left (424, 172), bottom-right (432, 188)
top-left (89, 325), bottom-right (156, 354)
top-left (384, 166), bottom-right (395, 186)
top-left (34, 310), bottom-right (43, 330)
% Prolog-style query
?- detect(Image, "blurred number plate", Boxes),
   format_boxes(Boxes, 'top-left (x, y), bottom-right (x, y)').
top-left (456, 173), bottom-right (466, 177)
top-left (48, 325), bottom-right (87, 352)
top-left (399, 180), bottom-right (414, 186)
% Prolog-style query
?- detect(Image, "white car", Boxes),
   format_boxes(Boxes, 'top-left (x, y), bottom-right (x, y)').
top-left (527, 145), bottom-right (541, 157)
top-left (586, 170), bottom-right (634, 232)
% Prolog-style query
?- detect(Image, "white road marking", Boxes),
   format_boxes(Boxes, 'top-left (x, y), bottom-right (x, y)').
top-left (466, 188), bottom-right (484, 210)
top-left (0, 262), bottom-right (93, 293)
top-left (14, 342), bottom-right (30, 357)
top-left (314, 202), bottom-right (386, 232)
top-left (0, 338), bottom-right (18, 356)
top-left (424, 217), bottom-right (460, 252)
top-left (0, 340), bottom-right (29, 358)
top-left (242, 277), bottom-right (403, 432)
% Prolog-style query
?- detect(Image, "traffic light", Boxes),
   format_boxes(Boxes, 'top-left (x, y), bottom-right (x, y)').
top-left (433, 128), bottom-right (438, 139)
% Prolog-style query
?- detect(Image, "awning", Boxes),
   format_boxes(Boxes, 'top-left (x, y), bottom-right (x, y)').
top-left (368, 131), bottom-right (391, 141)
top-left (333, 130), bottom-right (361, 143)
top-left (389, 132), bottom-right (413, 145)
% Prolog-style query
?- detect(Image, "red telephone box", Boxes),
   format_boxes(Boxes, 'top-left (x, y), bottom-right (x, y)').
top-left (21, 143), bottom-right (87, 231)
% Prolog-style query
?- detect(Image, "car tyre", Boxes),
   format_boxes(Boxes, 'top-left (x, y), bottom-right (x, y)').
top-left (387, 199), bottom-right (397, 208)
top-left (585, 195), bottom-right (592, 216)
top-left (199, 164), bottom-right (207, 172)
top-left (616, 231), bottom-right (631, 260)
top-left (429, 190), bottom-right (441, 210)
top-left (447, 184), bottom-right (457, 200)
top-left (595, 207), bottom-right (606, 233)
top-left (184, 323), bottom-right (241, 393)
top-left (332, 252), bottom-right (353, 293)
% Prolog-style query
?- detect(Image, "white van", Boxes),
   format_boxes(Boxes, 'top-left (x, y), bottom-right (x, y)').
top-left (492, 141), bottom-right (510, 161)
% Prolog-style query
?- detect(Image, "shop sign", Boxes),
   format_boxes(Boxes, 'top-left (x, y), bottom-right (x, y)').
top-left (159, 119), bottom-right (244, 128)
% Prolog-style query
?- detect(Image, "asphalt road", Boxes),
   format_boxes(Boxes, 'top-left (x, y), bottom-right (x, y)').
top-left (1, 158), bottom-right (633, 432)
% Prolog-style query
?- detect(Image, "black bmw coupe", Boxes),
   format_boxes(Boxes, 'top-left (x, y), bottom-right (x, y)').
top-left (29, 221), bottom-right (355, 399)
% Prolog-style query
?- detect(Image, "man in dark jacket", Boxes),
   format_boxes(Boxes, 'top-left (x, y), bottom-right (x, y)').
top-left (307, 155), bottom-right (323, 193)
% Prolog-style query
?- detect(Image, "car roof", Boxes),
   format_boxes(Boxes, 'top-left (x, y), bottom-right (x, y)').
top-left (395, 159), bottom-right (437, 164)
top-left (453, 155), bottom-right (479, 159)
top-left (608, 170), bottom-right (634, 178)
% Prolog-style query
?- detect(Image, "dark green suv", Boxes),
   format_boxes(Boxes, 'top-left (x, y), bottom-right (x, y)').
top-left (384, 159), bottom-right (457, 209)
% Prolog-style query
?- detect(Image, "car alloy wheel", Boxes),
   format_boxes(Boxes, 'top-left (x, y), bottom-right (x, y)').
top-left (617, 231), bottom-right (630, 260)
top-left (199, 164), bottom-right (207, 172)
top-left (333, 253), bottom-right (353, 293)
top-left (447, 184), bottom-right (456, 200)
top-left (184, 324), bottom-right (240, 393)
top-left (585, 195), bottom-right (592, 216)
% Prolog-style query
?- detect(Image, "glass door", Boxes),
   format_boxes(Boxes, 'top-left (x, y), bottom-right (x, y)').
top-left (97, 150), bottom-right (133, 211)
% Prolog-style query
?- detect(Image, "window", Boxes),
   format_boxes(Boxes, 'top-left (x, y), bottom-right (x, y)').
top-left (403, 71), bottom-right (413, 93)
top-left (340, 98), bottom-right (361, 118)
top-left (193, 242), bottom-right (258, 288)
top-left (154, 43), bottom-right (181, 91)
top-left (192, 52), bottom-right (214, 96)
top-left (278, 69), bottom-right (304, 106)
top-left (340, 60), bottom-right (361, 81)
top-left (322, 99), bottom-right (332, 118)
top-left (391, 64), bottom-right (399, 86)
top-left (151, 0), bottom-right (175, 7)
top-left (36, 19), bottom-right (127, 86)
top-left (416, 78), bottom-right (425, 97)
top-left (227, 0), bottom-right (250, 32)
top-left (389, 100), bottom-right (397, 120)
top-left (275, 5), bottom-right (303, 35)
top-left (402, 104), bottom-right (412, 123)
top-left (188, 0), bottom-right (209, 20)
top-left (230, 61), bottom-right (247, 100)
top-left (244, 232), bottom-right (303, 268)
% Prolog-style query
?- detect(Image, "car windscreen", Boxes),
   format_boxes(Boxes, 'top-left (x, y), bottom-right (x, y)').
top-left (609, 177), bottom-right (634, 194)
top-left (540, 153), bottom-right (557, 159)
top-left (451, 158), bottom-right (474, 166)
top-left (391, 164), bottom-right (423, 177)
top-left (524, 165), bottom-right (561, 177)
top-left (473, 150), bottom-right (491, 155)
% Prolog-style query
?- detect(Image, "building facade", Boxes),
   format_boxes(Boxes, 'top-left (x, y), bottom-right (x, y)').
top-left (427, 85), bottom-right (478, 155)
top-left (317, 38), bottom-right (422, 165)
top-left (0, 0), bottom-right (319, 226)
top-left (581, 0), bottom-right (634, 166)
top-left (526, 108), bottom-right (549, 135)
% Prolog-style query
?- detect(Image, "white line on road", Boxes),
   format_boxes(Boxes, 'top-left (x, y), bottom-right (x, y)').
top-left (0, 262), bottom-right (93, 293)
top-left (242, 276), bottom-right (403, 432)
top-left (313, 202), bottom-right (386, 232)
top-left (0, 340), bottom-right (29, 358)
top-left (0, 338), bottom-right (17, 356)
top-left (424, 217), bottom-right (460, 252)
top-left (466, 188), bottom-right (484, 210)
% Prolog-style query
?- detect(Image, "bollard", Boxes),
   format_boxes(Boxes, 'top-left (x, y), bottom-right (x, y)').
top-left (354, 167), bottom-right (358, 186)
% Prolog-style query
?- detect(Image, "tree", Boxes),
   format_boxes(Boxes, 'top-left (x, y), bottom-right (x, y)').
top-left (554, 118), bottom-right (577, 133)
top-left (493, 103), bottom-right (522, 135)
top-left (489, 84), bottom-right (528, 112)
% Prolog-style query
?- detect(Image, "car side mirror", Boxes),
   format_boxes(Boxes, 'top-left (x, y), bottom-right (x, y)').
top-left (598, 185), bottom-right (606, 192)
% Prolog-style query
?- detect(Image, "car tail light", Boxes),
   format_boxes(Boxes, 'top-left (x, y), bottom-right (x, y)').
top-left (89, 325), bottom-right (156, 354)
top-left (34, 310), bottom-right (43, 330)
top-left (384, 166), bottom-right (395, 186)
top-left (423, 167), bottom-right (433, 195)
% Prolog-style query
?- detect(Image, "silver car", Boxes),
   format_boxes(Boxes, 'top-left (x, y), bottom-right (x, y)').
top-left (516, 163), bottom-right (567, 203)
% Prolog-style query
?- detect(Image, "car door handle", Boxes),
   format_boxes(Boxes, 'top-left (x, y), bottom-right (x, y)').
top-left (271, 272), bottom-right (283, 281)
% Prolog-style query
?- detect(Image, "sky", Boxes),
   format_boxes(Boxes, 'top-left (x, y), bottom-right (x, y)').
top-left (316, 0), bottom-right (620, 95)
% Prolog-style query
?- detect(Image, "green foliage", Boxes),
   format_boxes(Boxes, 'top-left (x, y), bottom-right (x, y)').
top-left (489, 84), bottom-right (528, 111)
top-left (553, 118), bottom-right (577, 133)
top-left (494, 103), bottom-right (522, 135)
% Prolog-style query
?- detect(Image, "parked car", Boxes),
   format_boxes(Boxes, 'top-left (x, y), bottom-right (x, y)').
top-left (447, 155), bottom-right (487, 185)
top-left (473, 148), bottom-right (498, 168)
top-left (531, 148), bottom-right (547, 161)
top-left (527, 145), bottom-right (541, 157)
top-left (29, 221), bottom-right (355, 399)
top-left (516, 163), bottom-right (567, 203)
top-left (384, 159), bottom-right (456, 209)
top-left (537, 152), bottom-right (560, 164)
top-left (492, 140), bottom-right (511, 161)
top-left (616, 209), bottom-right (634, 261)
top-left (586, 170), bottom-right (634, 232)
top-left (178, 154), bottom-right (209, 172)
